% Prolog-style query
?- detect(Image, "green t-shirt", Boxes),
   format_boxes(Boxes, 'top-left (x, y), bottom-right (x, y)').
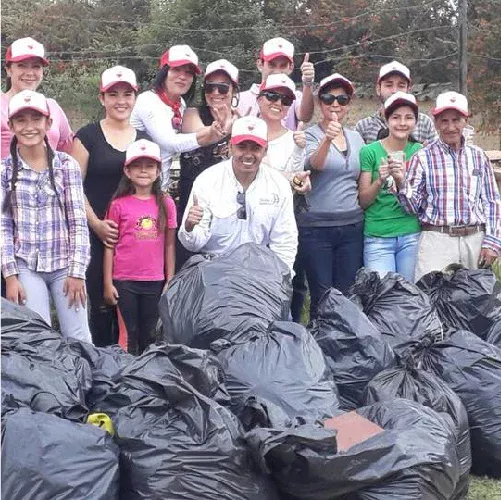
top-left (360, 140), bottom-right (422, 237)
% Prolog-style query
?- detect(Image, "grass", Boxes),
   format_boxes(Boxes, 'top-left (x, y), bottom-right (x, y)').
top-left (468, 476), bottom-right (501, 499)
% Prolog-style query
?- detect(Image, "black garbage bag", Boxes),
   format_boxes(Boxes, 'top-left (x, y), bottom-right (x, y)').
top-left (364, 363), bottom-right (471, 498)
top-left (247, 399), bottom-right (459, 500)
top-left (159, 243), bottom-right (292, 348)
top-left (417, 267), bottom-right (501, 340)
top-left (94, 345), bottom-right (278, 499)
top-left (310, 288), bottom-right (395, 410)
top-left (421, 330), bottom-right (501, 478)
top-left (486, 321), bottom-right (501, 347)
top-left (212, 321), bottom-right (339, 430)
top-left (348, 269), bottom-right (443, 353)
top-left (1, 406), bottom-right (119, 500)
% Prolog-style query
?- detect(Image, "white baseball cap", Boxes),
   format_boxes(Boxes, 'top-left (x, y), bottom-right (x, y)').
top-left (261, 37), bottom-right (294, 63)
top-left (159, 45), bottom-right (201, 74)
top-left (205, 59), bottom-right (239, 85)
top-left (6, 37), bottom-right (49, 66)
top-left (125, 139), bottom-right (161, 167)
top-left (378, 60), bottom-right (411, 84)
top-left (8, 90), bottom-right (50, 119)
top-left (231, 117), bottom-right (268, 148)
top-left (383, 91), bottom-right (418, 119)
top-left (100, 66), bottom-right (138, 92)
top-left (318, 73), bottom-right (355, 96)
top-left (432, 91), bottom-right (469, 117)
top-left (259, 74), bottom-right (296, 98)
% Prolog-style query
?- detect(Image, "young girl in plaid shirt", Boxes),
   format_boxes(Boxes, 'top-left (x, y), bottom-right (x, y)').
top-left (1, 90), bottom-right (91, 342)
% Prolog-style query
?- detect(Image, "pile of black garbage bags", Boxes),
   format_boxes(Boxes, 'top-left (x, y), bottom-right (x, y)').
top-left (2, 243), bottom-right (501, 499)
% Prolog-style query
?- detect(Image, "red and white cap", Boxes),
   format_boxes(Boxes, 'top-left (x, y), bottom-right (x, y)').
top-left (8, 90), bottom-right (50, 119)
top-left (378, 60), bottom-right (411, 84)
top-left (231, 117), bottom-right (268, 148)
top-left (260, 74), bottom-right (296, 98)
top-left (205, 59), bottom-right (239, 85)
top-left (261, 37), bottom-right (294, 63)
top-left (318, 73), bottom-right (355, 96)
top-left (125, 139), bottom-right (161, 167)
top-left (384, 91), bottom-right (418, 118)
top-left (6, 37), bottom-right (49, 66)
top-left (432, 91), bottom-right (468, 117)
top-left (100, 66), bottom-right (138, 92)
top-left (159, 45), bottom-right (201, 74)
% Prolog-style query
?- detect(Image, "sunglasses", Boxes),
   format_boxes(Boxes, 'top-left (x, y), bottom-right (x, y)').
top-left (204, 82), bottom-right (231, 95)
top-left (259, 91), bottom-right (294, 107)
top-left (237, 191), bottom-right (247, 220)
top-left (319, 93), bottom-right (351, 106)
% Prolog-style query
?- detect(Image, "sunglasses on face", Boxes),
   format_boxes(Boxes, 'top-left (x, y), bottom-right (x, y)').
top-left (259, 91), bottom-right (294, 107)
top-left (319, 93), bottom-right (351, 106)
top-left (204, 82), bottom-right (231, 95)
top-left (236, 191), bottom-right (247, 220)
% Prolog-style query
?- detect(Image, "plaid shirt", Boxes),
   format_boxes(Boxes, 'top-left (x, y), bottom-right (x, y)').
top-left (398, 139), bottom-right (501, 252)
top-left (1, 151), bottom-right (90, 279)
top-left (355, 110), bottom-right (438, 144)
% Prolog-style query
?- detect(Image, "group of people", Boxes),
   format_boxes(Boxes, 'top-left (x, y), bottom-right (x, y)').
top-left (2, 35), bottom-right (500, 354)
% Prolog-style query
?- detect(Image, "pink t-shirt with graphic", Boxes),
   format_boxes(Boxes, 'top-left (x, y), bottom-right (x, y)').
top-left (1, 93), bottom-right (74, 159)
top-left (107, 194), bottom-right (177, 281)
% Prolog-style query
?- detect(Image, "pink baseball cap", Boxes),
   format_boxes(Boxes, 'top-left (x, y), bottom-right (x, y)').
top-left (260, 37), bottom-right (294, 63)
top-left (205, 59), bottom-right (239, 85)
top-left (318, 73), bottom-right (355, 96)
top-left (384, 91), bottom-right (418, 119)
top-left (5, 37), bottom-right (49, 66)
top-left (159, 45), bottom-right (201, 74)
top-left (231, 117), bottom-right (268, 148)
top-left (378, 60), bottom-right (411, 84)
top-left (100, 66), bottom-right (138, 92)
top-left (125, 139), bottom-right (161, 167)
top-left (8, 90), bottom-right (50, 119)
top-left (432, 91), bottom-right (469, 117)
top-left (259, 74), bottom-right (296, 98)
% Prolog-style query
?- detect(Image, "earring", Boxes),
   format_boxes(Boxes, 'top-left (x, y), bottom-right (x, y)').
top-left (232, 94), bottom-right (240, 108)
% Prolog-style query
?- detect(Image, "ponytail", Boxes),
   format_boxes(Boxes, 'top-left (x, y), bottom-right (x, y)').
top-left (2, 136), bottom-right (20, 212)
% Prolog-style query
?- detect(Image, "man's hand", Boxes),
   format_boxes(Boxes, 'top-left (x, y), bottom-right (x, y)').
top-left (292, 170), bottom-right (312, 194)
top-left (293, 121), bottom-right (306, 149)
top-left (63, 277), bottom-right (87, 310)
top-left (185, 194), bottom-right (204, 232)
top-left (5, 275), bottom-right (26, 305)
top-left (479, 248), bottom-right (498, 268)
top-left (94, 219), bottom-right (119, 248)
top-left (300, 53), bottom-right (315, 85)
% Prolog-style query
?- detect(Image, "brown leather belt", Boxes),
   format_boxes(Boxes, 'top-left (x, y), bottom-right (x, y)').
top-left (421, 224), bottom-right (485, 237)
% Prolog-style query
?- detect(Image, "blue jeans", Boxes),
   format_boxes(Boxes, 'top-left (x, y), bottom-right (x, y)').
top-left (299, 222), bottom-right (364, 320)
top-left (363, 232), bottom-right (420, 282)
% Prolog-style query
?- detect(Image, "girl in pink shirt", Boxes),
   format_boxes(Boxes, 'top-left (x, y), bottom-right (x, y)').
top-left (103, 139), bottom-right (177, 355)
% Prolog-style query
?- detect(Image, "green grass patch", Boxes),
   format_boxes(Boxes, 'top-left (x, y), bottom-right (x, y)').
top-left (468, 476), bottom-right (501, 499)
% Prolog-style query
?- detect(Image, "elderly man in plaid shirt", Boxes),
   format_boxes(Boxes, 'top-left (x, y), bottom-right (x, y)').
top-left (356, 61), bottom-right (437, 145)
top-left (392, 91), bottom-right (501, 281)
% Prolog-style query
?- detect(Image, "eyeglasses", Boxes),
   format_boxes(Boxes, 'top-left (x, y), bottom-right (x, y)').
top-left (258, 91), bottom-right (294, 107)
top-left (171, 116), bottom-right (182, 131)
top-left (319, 93), bottom-right (351, 106)
top-left (204, 82), bottom-right (231, 95)
top-left (236, 191), bottom-right (247, 220)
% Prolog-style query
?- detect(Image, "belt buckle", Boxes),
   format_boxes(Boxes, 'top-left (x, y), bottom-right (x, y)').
top-left (449, 225), bottom-right (464, 237)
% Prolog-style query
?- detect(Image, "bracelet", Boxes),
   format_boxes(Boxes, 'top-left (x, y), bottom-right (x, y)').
top-left (302, 80), bottom-right (313, 87)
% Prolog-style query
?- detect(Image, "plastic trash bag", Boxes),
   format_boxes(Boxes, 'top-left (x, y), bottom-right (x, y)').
top-left (1, 406), bottom-right (119, 500)
top-left (421, 330), bottom-right (501, 478)
top-left (159, 243), bottom-right (292, 348)
top-left (486, 322), bottom-right (501, 347)
top-left (212, 321), bottom-right (339, 430)
top-left (246, 399), bottom-right (459, 500)
top-left (309, 288), bottom-right (395, 410)
top-left (364, 364), bottom-right (471, 498)
top-left (417, 267), bottom-right (501, 340)
top-left (349, 269), bottom-right (443, 353)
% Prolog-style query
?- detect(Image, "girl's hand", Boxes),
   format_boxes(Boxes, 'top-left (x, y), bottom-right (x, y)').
top-left (379, 159), bottom-right (391, 182)
top-left (388, 158), bottom-right (405, 183)
top-left (211, 105), bottom-right (232, 137)
top-left (162, 280), bottom-right (170, 294)
top-left (293, 122), bottom-right (307, 149)
top-left (324, 117), bottom-right (342, 142)
top-left (5, 275), bottom-right (26, 305)
top-left (103, 284), bottom-right (119, 306)
top-left (94, 219), bottom-right (119, 248)
top-left (63, 277), bottom-right (87, 310)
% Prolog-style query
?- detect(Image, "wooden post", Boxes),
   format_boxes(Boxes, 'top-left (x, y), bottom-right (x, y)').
top-left (458, 0), bottom-right (468, 95)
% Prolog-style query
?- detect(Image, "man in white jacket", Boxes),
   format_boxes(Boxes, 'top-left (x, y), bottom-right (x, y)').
top-left (178, 116), bottom-right (300, 272)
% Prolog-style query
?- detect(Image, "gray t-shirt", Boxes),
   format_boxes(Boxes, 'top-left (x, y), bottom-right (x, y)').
top-left (297, 124), bottom-right (364, 227)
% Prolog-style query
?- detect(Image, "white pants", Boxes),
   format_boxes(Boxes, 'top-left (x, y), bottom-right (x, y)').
top-left (414, 230), bottom-right (484, 282)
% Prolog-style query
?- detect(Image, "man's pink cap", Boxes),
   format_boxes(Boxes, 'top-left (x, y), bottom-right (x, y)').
top-left (8, 90), bottom-right (50, 119)
top-left (125, 139), bottom-right (161, 166)
top-left (432, 91), bottom-right (469, 117)
top-left (260, 37), bottom-right (294, 63)
top-left (159, 45), bottom-right (201, 74)
top-left (6, 37), bottom-right (49, 66)
top-left (231, 117), bottom-right (268, 148)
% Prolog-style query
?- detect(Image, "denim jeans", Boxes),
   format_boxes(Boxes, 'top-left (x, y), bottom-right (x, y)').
top-left (299, 222), bottom-right (364, 320)
top-left (17, 261), bottom-right (92, 343)
top-left (364, 232), bottom-right (420, 282)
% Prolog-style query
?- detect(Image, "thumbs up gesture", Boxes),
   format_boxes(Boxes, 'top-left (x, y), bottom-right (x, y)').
top-left (300, 52), bottom-right (315, 85)
top-left (293, 121), bottom-right (307, 149)
top-left (185, 193), bottom-right (204, 232)
top-left (325, 111), bottom-right (342, 142)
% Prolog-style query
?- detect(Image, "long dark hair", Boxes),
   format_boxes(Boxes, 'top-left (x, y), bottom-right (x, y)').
top-left (109, 162), bottom-right (168, 232)
top-left (154, 65), bottom-right (197, 105)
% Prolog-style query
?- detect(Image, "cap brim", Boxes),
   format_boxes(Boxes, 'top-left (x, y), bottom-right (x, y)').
top-left (204, 69), bottom-right (238, 86)
top-left (167, 59), bottom-right (201, 74)
top-left (319, 79), bottom-right (355, 96)
top-left (385, 98), bottom-right (418, 116)
top-left (101, 81), bottom-right (138, 92)
top-left (260, 85), bottom-right (296, 99)
top-left (432, 106), bottom-right (468, 117)
top-left (125, 154), bottom-right (161, 167)
top-left (377, 70), bottom-right (411, 84)
top-left (231, 135), bottom-right (267, 148)
top-left (262, 52), bottom-right (293, 63)
top-left (9, 105), bottom-right (50, 119)
top-left (8, 54), bottom-right (49, 67)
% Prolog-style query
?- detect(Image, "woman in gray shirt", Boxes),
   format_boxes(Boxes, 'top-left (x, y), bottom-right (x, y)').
top-left (299, 73), bottom-right (365, 319)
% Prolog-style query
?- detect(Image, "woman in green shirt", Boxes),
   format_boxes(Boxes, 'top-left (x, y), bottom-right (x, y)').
top-left (358, 92), bottom-right (422, 281)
